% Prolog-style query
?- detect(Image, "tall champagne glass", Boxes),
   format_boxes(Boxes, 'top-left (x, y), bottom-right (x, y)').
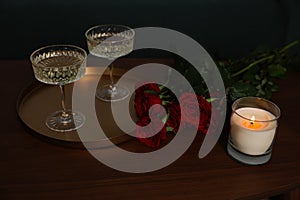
top-left (85, 24), bottom-right (135, 102)
top-left (30, 45), bottom-right (87, 132)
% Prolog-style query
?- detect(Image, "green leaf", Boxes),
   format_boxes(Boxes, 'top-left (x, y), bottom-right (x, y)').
top-left (161, 111), bottom-right (170, 124)
top-left (261, 77), bottom-right (267, 86)
top-left (268, 64), bottom-right (287, 78)
top-left (229, 82), bottom-right (257, 100)
top-left (206, 98), bottom-right (218, 102)
top-left (166, 126), bottom-right (175, 132)
top-left (255, 74), bottom-right (261, 80)
top-left (144, 90), bottom-right (159, 95)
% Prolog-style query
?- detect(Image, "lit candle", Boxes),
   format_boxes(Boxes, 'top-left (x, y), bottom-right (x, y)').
top-left (230, 107), bottom-right (277, 155)
top-left (227, 97), bottom-right (281, 165)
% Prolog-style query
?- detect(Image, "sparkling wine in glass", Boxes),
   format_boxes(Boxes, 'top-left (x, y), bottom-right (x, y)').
top-left (85, 24), bottom-right (134, 102)
top-left (30, 45), bottom-right (87, 132)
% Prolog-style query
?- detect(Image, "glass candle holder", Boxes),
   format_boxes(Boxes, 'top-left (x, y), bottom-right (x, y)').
top-left (227, 97), bottom-right (281, 165)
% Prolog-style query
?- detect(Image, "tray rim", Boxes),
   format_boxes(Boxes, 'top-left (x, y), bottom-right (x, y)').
top-left (16, 71), bottom-right (134, 149)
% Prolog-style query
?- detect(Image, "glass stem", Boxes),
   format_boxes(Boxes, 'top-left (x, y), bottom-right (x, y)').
top-left (59, 85), bottom-right (69, 118)
top-left (108, 63), bottom-right (116, 92)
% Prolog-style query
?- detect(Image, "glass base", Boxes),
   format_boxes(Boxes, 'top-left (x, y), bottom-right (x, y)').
top-left (96, 84), bottom-right (129, 102)
top-left (46, 110), bottom-right (85, 132)
top-left (227, 139), bottom-right (272, 165)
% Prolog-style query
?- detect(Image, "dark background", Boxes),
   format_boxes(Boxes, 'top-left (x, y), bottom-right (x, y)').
top-left (0, 0), bottom-right (299, 59)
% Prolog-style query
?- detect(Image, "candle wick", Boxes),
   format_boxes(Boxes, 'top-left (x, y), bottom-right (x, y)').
top-left (250, 121), bottom-right (254, 125)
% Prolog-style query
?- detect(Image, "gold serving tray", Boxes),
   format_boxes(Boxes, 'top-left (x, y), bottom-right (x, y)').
top-left (17, 67), bottom-right (137, 148)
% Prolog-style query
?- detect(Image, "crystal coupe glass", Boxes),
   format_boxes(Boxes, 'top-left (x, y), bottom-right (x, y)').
top-left (85, 24), bottom-right (134, 102)
top-left (30, 45), bottom-right (87, 132)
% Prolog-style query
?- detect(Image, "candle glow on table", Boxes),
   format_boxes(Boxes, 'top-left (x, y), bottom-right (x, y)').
top-left (230, 107), bottom-right (277, 156)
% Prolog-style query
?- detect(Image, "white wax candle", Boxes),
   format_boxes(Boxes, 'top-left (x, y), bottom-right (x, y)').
top-left (230, 107), bottom-right (277, 155)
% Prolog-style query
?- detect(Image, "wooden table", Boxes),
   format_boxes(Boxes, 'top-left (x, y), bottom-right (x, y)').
top-left (1, 60), bottom-right (300, 200)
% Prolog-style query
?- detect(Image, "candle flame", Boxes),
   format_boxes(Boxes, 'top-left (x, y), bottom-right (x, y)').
top-left (250, 116), bottom-right (255, 124)
top-left (242, 115), bottom-right (263, 130)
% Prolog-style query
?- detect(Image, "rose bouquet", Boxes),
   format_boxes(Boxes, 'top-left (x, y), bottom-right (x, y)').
top-left (134, 82), bottom-right (213, 148)
top-left (134, 41), bottom-right (298, 148)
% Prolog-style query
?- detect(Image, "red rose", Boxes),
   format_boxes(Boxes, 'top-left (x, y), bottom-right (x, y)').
top-left (134, 93), bottom-right (164, 118)
top-left (136, 116), bottom-right (166, 148)
top-left (179, 93), bottom-right (200, 127)
top-left (166, 101), bottom-right (181, 132)
top-left (134, 83), bottom-right (164, 118)
top-left (179, 93), bottom-right (211, 134)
